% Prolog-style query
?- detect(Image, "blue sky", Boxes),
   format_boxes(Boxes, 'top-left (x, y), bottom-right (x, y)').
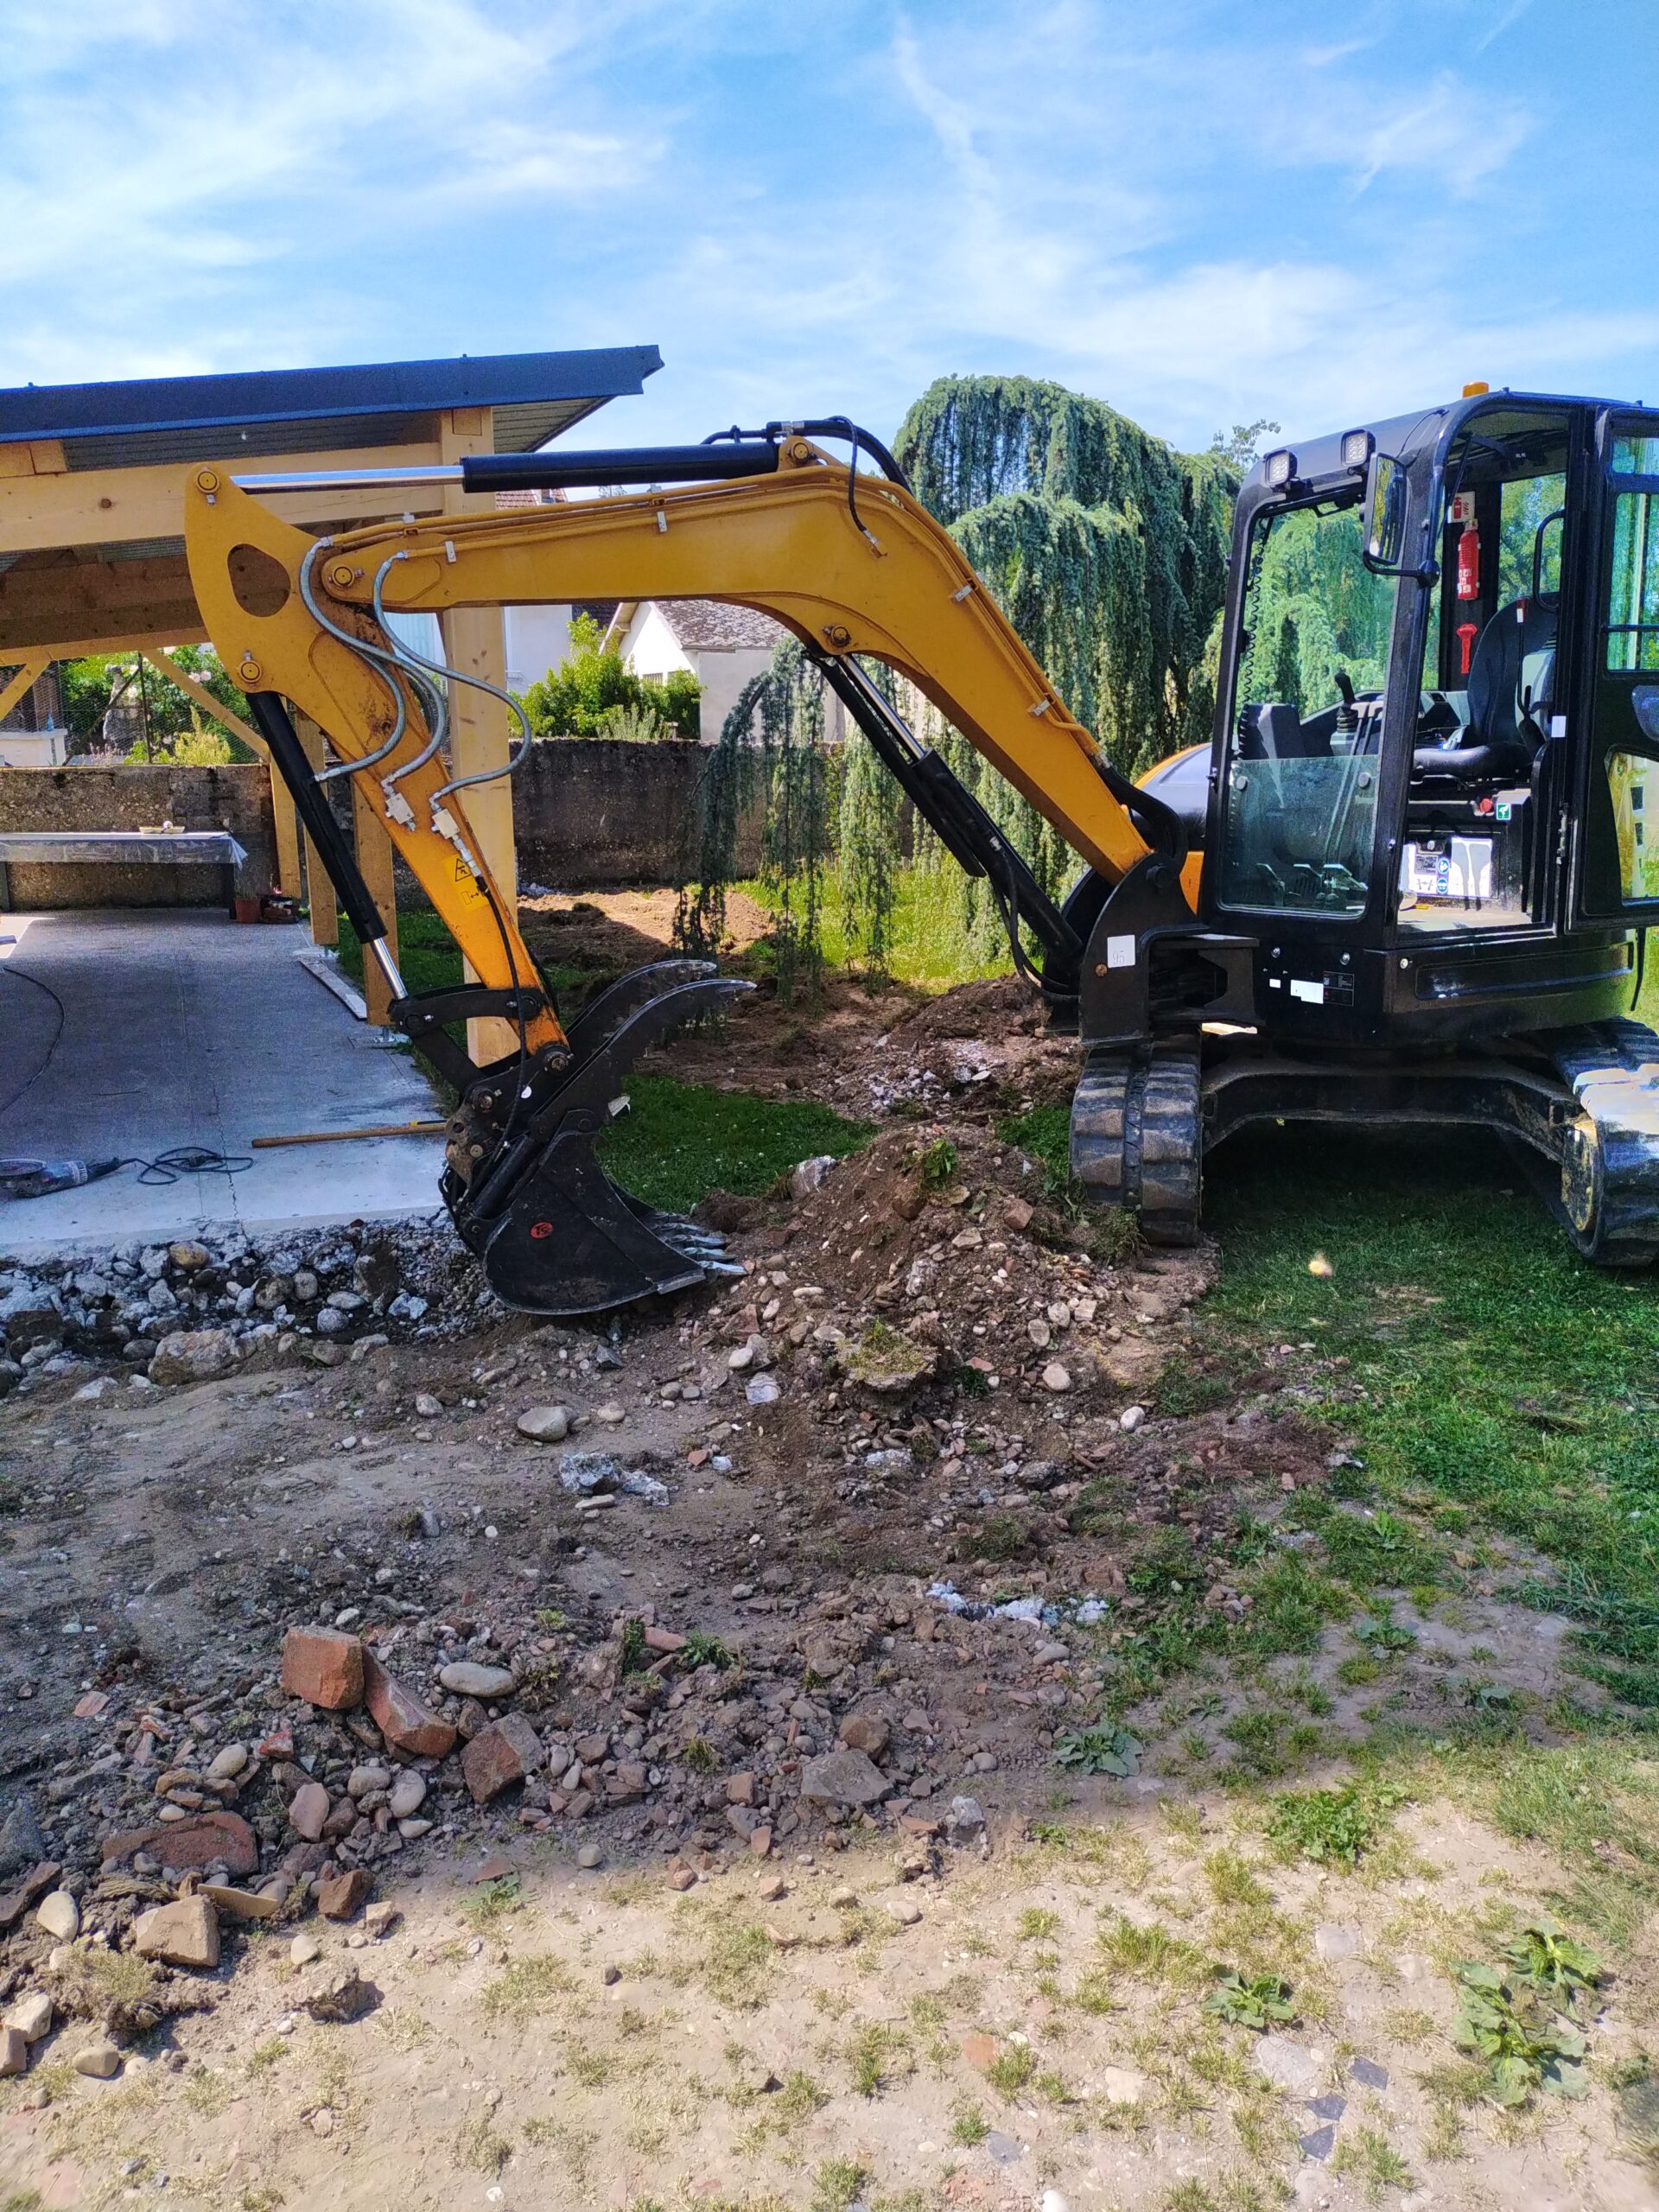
top-left (2, 0), bottom-right (1654, 457)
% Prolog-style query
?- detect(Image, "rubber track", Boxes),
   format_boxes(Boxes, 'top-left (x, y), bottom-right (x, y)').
top-left (1542, 1017), bottom-right (1659, 1264)
top-left (1069, 1039), bottom-right (1202, 1244)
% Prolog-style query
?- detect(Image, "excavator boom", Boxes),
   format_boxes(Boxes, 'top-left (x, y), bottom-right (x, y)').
top-left (183, 424), bottom-right (1229, 1314)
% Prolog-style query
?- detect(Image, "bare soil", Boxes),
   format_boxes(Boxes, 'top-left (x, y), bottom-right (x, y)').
top-left (3, 950), bottom-right (1657, 2211)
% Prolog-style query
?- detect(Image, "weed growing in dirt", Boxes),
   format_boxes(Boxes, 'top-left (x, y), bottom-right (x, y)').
top-left (1503, 1916), bottom-right (1602, 2003)
top-left (1016, 1907), bottom-right (1060, 1941)
top-left (455, 2117), bottom-right (512, 2173)
top-left (681, 1736), bottom-right (719, 1774)
top-left (1204, 1971), bottom-right (1295, 2030)
top-left (950, 2101), bottom-right (989, 2145)
top-left (918, 1138), bottom-right (958, 1191)
top-left (683, 1629), bottom-right (735, 1670)
top-left (984, 2043), bottom-right (1035, 2095)
top-left (479, 1955), bottom-right (575, 2018)
top-left (1267, 1781), bottom-right (1406, 1867)
top-left (1452, 1961), bottom-right (1589, 2104)
top-left (849, 2022), bottom-right (912, 2096)
top-left (1053, 1723), bottom-right (1141, 1776)
top-left (811, 2158), bottom-right (868, 2212)
top-left (1331, 2127), bottom-right (1414, 2200)
top-left (464, 1872), bottom-right (524, 1925)
top-left (1205, 1850), bottom-right (1271, 1910)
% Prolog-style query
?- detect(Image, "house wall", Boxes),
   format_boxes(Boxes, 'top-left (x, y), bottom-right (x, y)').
top-left (504, 605), bottom-right (573, 695)
top-left (619, 607), bottom-right (774, 740)
top-left (0, 765), bottom-right (276, 907)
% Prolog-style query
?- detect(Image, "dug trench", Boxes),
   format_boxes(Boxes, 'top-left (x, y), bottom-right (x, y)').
top-left (3, 952), bottom-right (1659, 2210)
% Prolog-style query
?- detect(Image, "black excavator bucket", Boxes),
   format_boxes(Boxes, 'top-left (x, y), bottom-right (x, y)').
top-left (444, 960), bottom-right (753, 1318)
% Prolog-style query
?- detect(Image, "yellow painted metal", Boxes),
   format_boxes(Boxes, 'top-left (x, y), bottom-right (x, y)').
top-left (183, 470), bottom-right (565, 1052)
top-left (203, 448), bottom-right (1155, 887)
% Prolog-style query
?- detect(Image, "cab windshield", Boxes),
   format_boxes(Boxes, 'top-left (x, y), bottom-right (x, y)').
top-left (1218, 496), bottom-right (1397, 914)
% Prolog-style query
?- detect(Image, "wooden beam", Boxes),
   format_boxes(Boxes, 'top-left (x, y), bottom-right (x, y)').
top-left (0, 441), bottom-right (67, 479)
top-left (0, 624), bottom-right (209, 661)
top-left (350, 774), bottom-right (399, 1025)
top-left (269, 765), bottom-right (302, 899)
top-left (141, 650), bottom-right (268, 760)
top-left (0, 654), bottom-right (48, 726)
top-left (0, 438), bottom-right (448, 556)
top-left (293, 712), bottom-right (338, 950)
top-left (438, 405), bottom-right (519, 1064)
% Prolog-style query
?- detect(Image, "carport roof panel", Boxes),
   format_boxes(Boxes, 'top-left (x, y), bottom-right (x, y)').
top-left (0, 346), bottom-right (664, 471)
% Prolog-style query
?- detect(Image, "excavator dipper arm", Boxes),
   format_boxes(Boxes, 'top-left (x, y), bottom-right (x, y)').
top-left (183, 429), bottom-right (1223, 1313)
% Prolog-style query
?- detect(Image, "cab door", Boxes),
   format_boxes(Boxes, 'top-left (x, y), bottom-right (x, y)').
top-left (1579, 412), bottom-right (1659, 918)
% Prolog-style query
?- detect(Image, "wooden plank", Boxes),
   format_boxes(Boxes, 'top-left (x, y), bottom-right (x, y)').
top-left (0, 440), bottom-right (66, 480)
top-left (438, 406), bottom-right (519, 1064)
top-left (0, 654), bottom-right (49, 726)
top-left (293, 712), bottom-right (338, 949)
top-left (0, 437), bottom-right (447, 555)
top-left (141, 649), bottom-right (268, 759)
top-left (350, 771), bottom-right (399, 1024)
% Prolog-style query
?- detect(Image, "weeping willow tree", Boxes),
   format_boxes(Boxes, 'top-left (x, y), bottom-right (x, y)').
top-left (676, 639), bottom-right (834, 1008)
top-left (677, 373), bottom-right (1239, 982)
top-left (893, 375), bottom-right (1236, 959)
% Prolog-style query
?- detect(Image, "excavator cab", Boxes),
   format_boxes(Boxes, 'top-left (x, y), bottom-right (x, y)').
top-left (1190, 391), bottom-right (1659, 1261)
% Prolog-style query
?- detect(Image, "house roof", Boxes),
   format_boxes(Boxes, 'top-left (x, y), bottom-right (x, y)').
top-left (650, 599), bottom-right (785, 652)
top-left (0, 346), bottom-right (663, 472)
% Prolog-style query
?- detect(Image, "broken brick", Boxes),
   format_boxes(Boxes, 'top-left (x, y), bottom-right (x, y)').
top-left (0, 1862), bottom-right (61, 1932)
top-left (317, 1867), bottom-right (371, 1921)
top-left (132, 1896), bottom-right (219, 1969)
top-left (126, 1814), bottom-right (257, 1877)
top-left (0, 2026), bottom-right (26, 2078)
top-left (361, 1650), bottom-right (456, 1761)
top-left (280, 1626), bottom-right (365, 1712)
top-left (460, 1713), bottom-right (543, 1804)
top-left (642, 1624), bottom-right (686, 1655)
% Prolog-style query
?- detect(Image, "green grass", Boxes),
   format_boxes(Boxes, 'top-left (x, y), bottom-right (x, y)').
top-left (335, 906), bottom-right (463, 995)
top-left (599, 1072), bottom-right (872, 1212)
top-left (734, 868), bottom-right (1013, 990)
top-left (1196, 1123), bottom-right (1659, 1702)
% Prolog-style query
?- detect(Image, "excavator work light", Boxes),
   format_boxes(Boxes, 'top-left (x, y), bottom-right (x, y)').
top-left (1340, 429), bottom-right (1374, 470)
top-left (1263, 448), bottom-right (1297, 488)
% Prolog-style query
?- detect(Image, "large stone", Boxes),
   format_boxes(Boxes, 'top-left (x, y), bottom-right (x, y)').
top-left (798, 1749), bottom-right (890, 1808)
top-left (460, 1713), bottom-right (543, 1804)
top-left (0, 2026), bottom-right (25, 2078)
top-left (516, 1404), bottom-right (570, 1442)
top-left (148, 1328), bottom-right (238, 1385)
top-left (841, 1325), bottom-right (934, 1396)
top-left (73, 2040), bottom-right (123, 2079)
top-left (837, 1713), bottom-right (891, 1758)
top-left (0, 1794), bottom-right (46, 1880)
top-left (281, 1626), bottom-right (365, 1711)
top-left (117, 1811), bottom-right (257, 1876)
top-left (1099, 2066), bottom-right (1146, 2107)
top-left (132, 1896), bottom-right (219, 1969)
top-left (387, 1771), bottom-right (427, 1821)
top-left (289, 1783), bottom-right (330, 1841)
top-left (439, 1661), bottom-right (515, 1700)
top-left (4, 1992), bottom-right (53, 2043)
top-left (346, 1764), bottom-right (391, 1800)
top-left (362, 1650), bottom-right (455, 1759)
top-left (168, 1242), bottom-right (211, 1271)
top-left (1254, 2035), bottom-right (1321, 2095)
top-left (207, 1743), bottom-right (248, 1782)
top-left (200, 1883), bottom-right (280, 1923)
top-left (34, 1891), bottom-right (79, 1941)
top-left (305, 1969), bottom-right (377, 2024)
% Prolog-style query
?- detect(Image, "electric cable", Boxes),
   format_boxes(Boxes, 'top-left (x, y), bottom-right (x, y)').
top-left (118, 1147), bottom-right (253, 1185)
top-left (0, 963), bottom-right (66, 1118)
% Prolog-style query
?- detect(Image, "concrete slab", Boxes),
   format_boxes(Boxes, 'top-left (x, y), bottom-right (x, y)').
top-left (0, 909), bottom-right (447, 1252)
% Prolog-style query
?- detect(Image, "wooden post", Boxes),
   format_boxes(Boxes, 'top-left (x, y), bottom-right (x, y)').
top-left (350, 773), bottom-right (400, 1025)
top-left (438, 405), bottom-right (520, 1065)
top-left (292, 712), bottom-right (338, 949)
top-left (270, 771), bottom-right (302, 899)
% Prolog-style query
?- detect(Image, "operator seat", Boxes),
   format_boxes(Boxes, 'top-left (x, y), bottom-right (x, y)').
top-left (1413, 597), bottom-right (1556, 783)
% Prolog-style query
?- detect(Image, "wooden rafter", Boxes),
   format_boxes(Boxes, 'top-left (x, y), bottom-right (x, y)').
top-left (142, 649), bottom-right (267, 760)
top-left (0, 653), bottom-right (48, 726)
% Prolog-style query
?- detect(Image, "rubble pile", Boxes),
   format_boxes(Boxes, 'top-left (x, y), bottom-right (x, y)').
top-left (0, 1217), bottom-right (484, 1400)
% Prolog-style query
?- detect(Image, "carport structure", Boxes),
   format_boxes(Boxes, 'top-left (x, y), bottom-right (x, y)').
top-left (0, 346), bottom-right (660, 1022)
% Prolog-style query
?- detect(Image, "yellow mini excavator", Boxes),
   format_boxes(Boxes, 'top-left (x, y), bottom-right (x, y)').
top-left (183, 397), bottom-right (1659, 1315)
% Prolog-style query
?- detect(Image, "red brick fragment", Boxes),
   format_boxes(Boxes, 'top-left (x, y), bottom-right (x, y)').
top-left (460, 1713), bottom-right (543, 1804)
top-left (126, 1813), bottom-right (257, 1876)
top-left (642, 1625), bottom-right (686, 1655)
top-left (73, 1690), bottom-right (110, 1719)
top-left (317, 1867), bottom-right (371, 1921)
top-left (281, 1626), bottom-right (364, 1711)
top-left (361, 1650), bottom-right (456, 1760)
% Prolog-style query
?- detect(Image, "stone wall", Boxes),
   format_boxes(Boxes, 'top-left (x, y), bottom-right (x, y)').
top-left (510, 737), bottom-right (761, 889)
top-left (0, 765), bottom-right (276, 908)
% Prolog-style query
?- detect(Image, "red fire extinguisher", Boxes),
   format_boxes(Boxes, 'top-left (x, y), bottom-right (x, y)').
top-left (1453, 491), bottom-right (1480, 601)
